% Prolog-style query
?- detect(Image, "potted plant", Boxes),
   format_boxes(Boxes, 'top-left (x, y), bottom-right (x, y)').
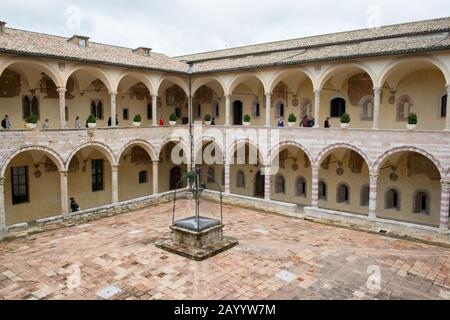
top-left (340, 113), bottom-right (351, 129)
top-left (407, 113), bottom-right (417, 130)
top-left (87, 114), bottom-right (97, 128)
top-left (204, 114), bottom-right (212, 125)
top-left (133, 114), bottom-right (142, 127)
top-left (25, 114), bottom-right (38, 129)
top-left (243, 114), bottom-right (251, 126)
top-left (169, 113), bottom-right (178, 126)
top-left (288, 114), bottom-right (297, 127)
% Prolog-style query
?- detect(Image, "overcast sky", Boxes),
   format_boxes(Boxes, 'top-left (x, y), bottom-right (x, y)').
top-left (0, 0), bottom-right (449, 56)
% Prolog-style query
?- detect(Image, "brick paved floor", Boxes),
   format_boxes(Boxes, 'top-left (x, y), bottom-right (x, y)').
top-left (0, 200), bottom-right (449, 300)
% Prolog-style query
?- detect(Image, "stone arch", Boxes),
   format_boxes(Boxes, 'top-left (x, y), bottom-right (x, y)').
top-left (117, 140), bottom-right (157, 162)
top-left (155, 75), bottom-right (189, 96)
top-left (377, 56), bottom-right (450, 88)
top-left (192, 77), bottom-right (226, 97)
top-left (315, 143), bottom-right (372, 170)
top-left (226, 138), bottom-right (266, 165)
top-left (63, 66), bottom-right (114, 92)
top-left (373, 146), bottom-right (444, 178)
top-left (317, 63), bottom-right (376, 91)
top-left (157, 138), bottom-right (190, 161)
top-left (268, 68), bottom-right (315, 94)
top-left (0, 59), bottom-right (64, 88)
top-left (193, 136), bottom-right (225, 163)
top-left (114, 72), bottom-right (155, 96)
top-left (0, 146), bottom-right (64, 178)
top-left (226, 73), bottom-right (267, 95)
top-left (268, 141), bottom-right (313, 166)
top-left (65, 142), bottom-right (116, 171)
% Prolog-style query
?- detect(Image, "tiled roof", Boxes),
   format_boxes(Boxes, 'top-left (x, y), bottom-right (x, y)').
top-left (0, 17), bottom-right (450, 75)
top-left (0, 28), bottom-right (189, 73)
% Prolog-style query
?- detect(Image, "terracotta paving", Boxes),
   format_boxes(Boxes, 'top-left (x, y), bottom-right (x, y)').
top-left (0, 200), bottom-right (449, 300)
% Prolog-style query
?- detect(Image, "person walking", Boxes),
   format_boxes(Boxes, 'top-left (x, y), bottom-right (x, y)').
top-left (75, 116), bottom-right (81, 129)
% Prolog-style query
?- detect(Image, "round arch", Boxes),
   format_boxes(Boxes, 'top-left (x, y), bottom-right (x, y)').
top-left (65, 142), bottom-right (116, 171)
top-left (0, 59), bottom-right (64, 88)
top-left (268, 68), bottom-right (315, 94)
top-left (317, 63), bottom-right (377, 91)
top-left (193, 137), bottom-right (225, 162)
top-left (226, 138), bottom-right (266, 165)
top-left (268, 141), bottom-right (313, 165)
top-left (157, 138), bottom-right (190, 161)
top-left (315, 143), bottom-right (372, 170)
top-left (114, 72), bottom-right (155, 96)
top-left (377, 56), bottom-right (450, 88)
top-left (0, 146), bottom-right (65, 177)
top-left (226, 73), bottom-right (268, 96)
top-left (192, 77), bottom-right (226, 97)
top-left (373, 146), bottom-right (444, 178)
top-left (63, 66), bottom-right (114, 92)
top-left (117, 140), bottom-right (157, 163)
top-left (155, 75), bottom-right (189, 97)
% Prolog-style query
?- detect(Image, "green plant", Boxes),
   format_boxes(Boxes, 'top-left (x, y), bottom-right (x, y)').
top-left (169, 114), bottom-right (178, 122)
top-left (288, 113), bottom-right (297, 123)
top-left (133, 114), bottom-right (142, 122)
top-left (87, 114), bottom-right (97, 123)
top-left (408, 113), bottom-right (417, 125)
top-left (243, 114), bottom-right (251, 123)
top-left (204, 114), bottom-right (211, 122)
top-left (340, 113), bottom-right (351, 124)
top-left (25, 114), bottom-right (38, 124)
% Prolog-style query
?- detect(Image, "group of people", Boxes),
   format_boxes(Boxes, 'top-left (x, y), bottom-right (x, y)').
top-left (276, 115), bottom-right (332, 128)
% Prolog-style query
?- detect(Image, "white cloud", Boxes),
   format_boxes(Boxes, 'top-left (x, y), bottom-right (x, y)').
top-left (0, 0), bottom-right (449, 56)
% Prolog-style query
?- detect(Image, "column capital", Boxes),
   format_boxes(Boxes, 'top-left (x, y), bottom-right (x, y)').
top-left (57, 87), bottom-right (67, 94)
top-left (152, 160), bottom-right (160, 165)
top-left (373, 87), bottom-right (383, 95)
top-left (265, 92), bottom-right (272, 98)
top-left (313, 89), bottom-right (321, 96)
top-left (225, 94), bottom-right (232, 99)
top-left (151, 94), bottom-right (158, 99)
top-left (108, 91), bottom-right (118, 96)
top-left (111, 165), bottom-right (119, 172)
top-left (446, 84), bottom-right (450, 93)
top-left (441, 179), bottom-right (450, 188)
top-left (0, 177), bottom-right (5, 186)
top-left (59, 170), bottom-right (69, 177)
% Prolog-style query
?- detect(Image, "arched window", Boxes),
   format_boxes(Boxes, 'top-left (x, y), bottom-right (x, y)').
top-left (251, 98), bottom-right (261, 117)
top-left (275, 100), bottom-right (285, 118)
top-left (385, 189), bottom-right (400, 210)
top-left (236, 170), bottom-right (245, 188)
top-left (196, 104), bottom-right (202, 118)
top-left (396, 95), bottom-right (413, 121)
top-left (138, 170), bottom-right (148, 184)
top-left (207, 167), bottom-right (215, 183)
top-left (275, 175), bottom-right (286, 194)
top-left (359, 96), bottom-right (374, 121)
top-left (31, 96), bottom-right (39, 118)
top-left (414, 190), bottom-right (430, 215)
top-left (360, 185), bottom-right (370, 207)
top-left (330, 98), bottom-right (346, 118)
top-left (441, 95), bottom-right (447, 118)
top-left (319, 180), bottom-right (327, 200)
top-left (22, 96), bottom-right (31, 119)
top-left (296, 177), bottom-right (307, 197)
top-left (147, 101), bottom-right (153, 120)
top-left (211, 102), bottom-right (220, 118)
top-left (337, 183), bottom-right (350, 204)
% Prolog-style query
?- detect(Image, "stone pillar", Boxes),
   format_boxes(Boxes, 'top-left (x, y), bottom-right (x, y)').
top-left (57, 88), bottom-right (67, 129)
top-left (109, 91), bottom-right (117, 127)
top-left (440, 180), bottom-right (450, 231)
top-left (0, 178), bottom-right (6, 233)
top-left (446, 85), bottom-right (450, 131)
top-left (152, 95), bottom-right (158, 126)
top-left (369, 173), bottom-right (378, 219)
top-left (152, 161), bottom-right (159, 195)
top-left (60, 171), bottom-right (69, 218)
top-left (265, 93), bottom-right (272, 127)
top-left (111, 165), bottom-right (119, 204)
top-left (225, 95), bottom-right (231, 126)
top-left (264, 166), bottom-right (271, 201)
top-left (224, 163), bottom-right (231, 194)
top-left (372, 87), bottom-right (382, 130)
top-left (311, 164), bottom-right (319, 208)
top-left (313, 90), bottom-right (321, 128)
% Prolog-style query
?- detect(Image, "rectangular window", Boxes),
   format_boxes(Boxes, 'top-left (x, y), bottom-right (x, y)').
top-left (139, 171), bottom-right (148, 184)
top-left (147, 102), bottom-right (153, 120)
top-left (123, 108), bottom-right (129, 120)
top-left (65, 106), bottom-right (69, 122)
top-left (91, 159), bottom-right (104, 192)
top-left (11, 166), bottom-right (29, 205)
top-left (90, 100), bottom-right (104, 120)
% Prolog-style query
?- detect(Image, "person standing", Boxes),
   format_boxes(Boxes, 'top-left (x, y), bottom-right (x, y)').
top-left (1, 115), bottom-right (11, 129)
top-left (277, 117), bottom-right (285, 128)
top-left (41, 119), bottom-right (50, 130)
top-left (301, 115), bottom-right (310, 127)
top-left (211, 117), bottom-right (216, 125)
top-left (324, 117), bottom-right (331, 128)
top-left (159, 118), bottom-right (165, 126)
top-left (75, 116), bottom-right (81, 129)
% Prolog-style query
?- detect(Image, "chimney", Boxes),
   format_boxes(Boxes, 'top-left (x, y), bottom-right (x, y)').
top-left (132, 47), bottom-right (152, 57)
top-left (0, 21), bottom-right (6, 34)
top-left (68, 35), bottom-right (90, 47)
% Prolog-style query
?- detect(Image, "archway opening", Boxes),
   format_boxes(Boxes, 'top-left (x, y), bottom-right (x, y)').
top-left (158, 142), bottom-right (188, 192)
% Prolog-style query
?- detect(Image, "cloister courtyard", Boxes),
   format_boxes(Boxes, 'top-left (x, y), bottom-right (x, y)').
top-left (0, 200), bottom-right (448, 300)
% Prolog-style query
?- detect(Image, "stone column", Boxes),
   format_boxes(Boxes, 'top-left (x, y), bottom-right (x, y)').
top-left (440, 180), bottom-right (450, 231)
top-left (313, 90), bottom-right (321, 128)
top-left (152, 161), bottom-right (159, 195)
top-left (57, 88), bottom-right (67, 129)
top-left (109, 91), bottom-right (117, 127)
top-left (372, 87), bottom-right (382, 130)
top-left (264, 166), bottom-right (271, 201)
top-left (265, 93), bottom-right (272, 127)
top-left (224, 163), bottom-right (231, 194)
top-left (369, 173), bottom-right (378, 219)
top-left (0, 178), bottom-right (6, 233)
top-left (446, 85), bottom-right (450, 131)
top-left (311, 164), bottom-right (319, 208)
top-left (111, 165), bottom-right (119, 204)
top-left (225, 95), bottom-right (231, 126)
top-left (152, 95), bottom-right (158, 126)
top-left (60, 171), bottom-right (69, 218)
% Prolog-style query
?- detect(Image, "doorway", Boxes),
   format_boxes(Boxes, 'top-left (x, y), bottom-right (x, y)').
top-left (254, 170), bottom-right (265, 198)
top-left (233, 100), bottom-right (243, 125)
top-left (170, 166), bottom-right (182, 190)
